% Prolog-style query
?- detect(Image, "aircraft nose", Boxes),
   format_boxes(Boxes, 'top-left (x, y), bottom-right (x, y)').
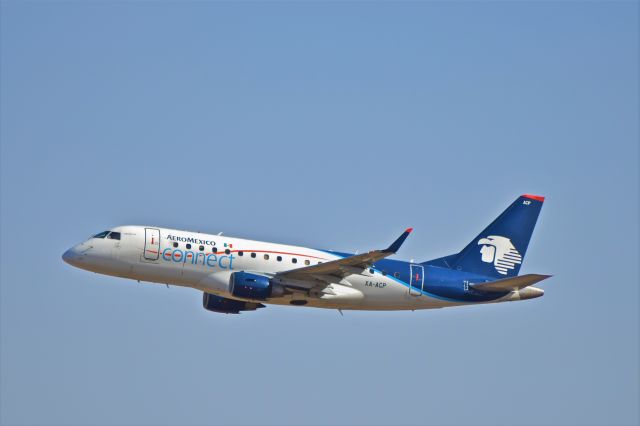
top-left (62, 246), bottom-right (82, 266)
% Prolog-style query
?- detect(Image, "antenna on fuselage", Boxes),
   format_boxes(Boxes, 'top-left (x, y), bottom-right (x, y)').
top-left (218, 232), bottom-right (223, 236)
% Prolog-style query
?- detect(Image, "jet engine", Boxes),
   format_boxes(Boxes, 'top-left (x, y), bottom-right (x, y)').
top-left (202, 292), bottom-right (264, 314)
top-left (229, 271), bottom-right (284, 300)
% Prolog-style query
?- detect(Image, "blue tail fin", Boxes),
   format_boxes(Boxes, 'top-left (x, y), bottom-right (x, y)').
top-left (427, 195), bottom-right (545, 278)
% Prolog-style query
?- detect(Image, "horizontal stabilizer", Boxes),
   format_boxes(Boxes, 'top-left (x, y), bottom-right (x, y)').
top-left (470, 274), bottom-right (551, 293)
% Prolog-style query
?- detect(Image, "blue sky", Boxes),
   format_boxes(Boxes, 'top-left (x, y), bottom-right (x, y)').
top-left (1, 2), bottom-right (638, 425)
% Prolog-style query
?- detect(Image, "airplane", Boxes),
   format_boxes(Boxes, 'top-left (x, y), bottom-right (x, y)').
top-left (62, 194), bottom-right (549, 314)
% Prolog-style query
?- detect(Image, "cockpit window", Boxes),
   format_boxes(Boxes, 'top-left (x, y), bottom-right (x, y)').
top-left (91, 231), bottom-right (110, 239)
top-left (107, 232), bottom-right (121, 240)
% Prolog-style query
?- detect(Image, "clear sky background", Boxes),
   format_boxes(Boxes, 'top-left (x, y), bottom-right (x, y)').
top-left (1, 2), bottom-right (638, 426)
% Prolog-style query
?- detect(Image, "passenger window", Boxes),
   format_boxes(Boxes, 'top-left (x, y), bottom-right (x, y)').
top-left (251, 253), bottom-right (256, 258)
top-left (238, 251), bottom-right (244, 256)
top-left (277, 256), bottom-right (282, 262)
top-left (199, 245), bottom-right (205, 251)
top-left (292, 258), bottom-right (297, 264)
top-left (264, 254), bottom-right (270, 260)
top-left (173, 242), bottom-right (179, 248)
top-left (382, 271), bottom-right (387, 276)
top-left (107, 232), bottom-right (121, 240)
top-left (394, 272), bottom-right (400, 278)
top-left (91, 231), bottom-right (110, 239)
top-left (212, 247), bottom-right (217, 253)
top-left (369, 268), bottom-right (374, 274)
top-left (186, 243), bottom-right (191, 249)
top-left (304, 260), bottom-right (310, 265)
top-left (225, 249), bottom-right (231, 255)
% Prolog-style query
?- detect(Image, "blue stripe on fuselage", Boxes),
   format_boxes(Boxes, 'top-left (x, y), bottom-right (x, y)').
top-left (318, 250), bottom-right (507, 303)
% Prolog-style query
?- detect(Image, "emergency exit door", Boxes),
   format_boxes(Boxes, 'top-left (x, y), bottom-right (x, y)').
top-left (143, 228), bottom-right (160, 260)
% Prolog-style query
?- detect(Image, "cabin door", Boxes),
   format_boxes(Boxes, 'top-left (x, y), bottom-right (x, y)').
top-left (143, 228), bottom-right (161, 261)
top-left (409, 264), bottom-right (424, 296)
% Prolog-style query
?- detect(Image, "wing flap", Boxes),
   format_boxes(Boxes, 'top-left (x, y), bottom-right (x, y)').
top-left (470, 274), bottom-right (551, 292)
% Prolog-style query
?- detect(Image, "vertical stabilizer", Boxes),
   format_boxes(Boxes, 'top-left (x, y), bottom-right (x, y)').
top-left (429, 195), bottom-right (544, 278)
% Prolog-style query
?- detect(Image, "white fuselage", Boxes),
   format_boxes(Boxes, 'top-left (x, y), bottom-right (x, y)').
top-left (63, 225), bottom-right (521, 311)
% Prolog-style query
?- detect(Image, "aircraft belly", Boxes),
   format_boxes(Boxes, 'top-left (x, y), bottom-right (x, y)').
top-left (262, 275), bottom-right (453, 311)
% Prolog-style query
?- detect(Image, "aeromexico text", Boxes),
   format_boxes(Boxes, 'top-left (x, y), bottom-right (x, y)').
top-left (166, 234), bottom-right (217, 247)
top-left (163, 234), bottom-right (234, 269)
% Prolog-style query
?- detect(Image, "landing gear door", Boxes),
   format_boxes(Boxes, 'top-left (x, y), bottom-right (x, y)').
top-left (409, 264), bottom-right (424, 296)
top-left (143, 228), bottom-right (161, 261)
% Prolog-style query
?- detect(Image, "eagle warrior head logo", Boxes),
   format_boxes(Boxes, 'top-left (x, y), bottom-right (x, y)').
top-left (477, 235), bottom-right (522, 275)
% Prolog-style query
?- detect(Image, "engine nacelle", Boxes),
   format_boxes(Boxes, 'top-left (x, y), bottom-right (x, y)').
top-left (202, 292), bottom-right (264, 314)
top-left (229, 271), bottom-right (274, 300)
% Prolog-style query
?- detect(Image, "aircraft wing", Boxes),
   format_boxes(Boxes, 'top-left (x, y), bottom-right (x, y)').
top-left (276, 228), bottom-right (413, 281)
top-left (470, 274), bottom-right (551, 292)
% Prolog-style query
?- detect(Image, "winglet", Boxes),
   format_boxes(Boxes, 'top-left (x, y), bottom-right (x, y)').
top-left (385, 228), bottom-right (413, 253)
